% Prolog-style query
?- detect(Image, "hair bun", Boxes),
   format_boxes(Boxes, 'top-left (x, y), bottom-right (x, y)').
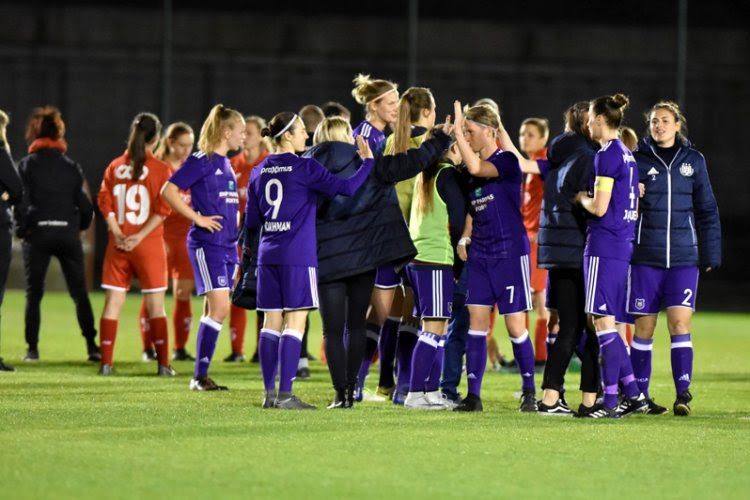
top-left (260, 127), bottom-right (272, 138)
top-left (612, 93), bottom-right (630, 110)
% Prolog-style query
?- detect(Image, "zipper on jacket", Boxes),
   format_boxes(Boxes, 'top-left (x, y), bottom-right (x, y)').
top-left (637, 216), bottom-right (643, 244)
top-left (688, 215), bottom-right (697, 245)
top-left (650, 145), bottom-right (682, 269)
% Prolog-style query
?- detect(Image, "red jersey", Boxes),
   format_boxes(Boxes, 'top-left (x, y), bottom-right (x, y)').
top-left (98, 151), bottom-right (172, 242)
top-left (231, 149), bottom-right (269, 216)
top-left (522, 148), bottom-right (547, 237)
top-left (162, 163), bottom-right (192, 241)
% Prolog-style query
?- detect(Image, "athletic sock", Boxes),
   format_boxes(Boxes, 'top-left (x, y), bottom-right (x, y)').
top-left (357, 325), bottom-right (379, 391)
top-left (466, 329), bottom-right (488, 397)
top-left (258, 328), bottom-right (281, 391)
top-left (138, 301), bottom-right (151, 351)
top-left (533, 318), bottom-right (548, 362)
top-left (99, 318), bottom-right (118, 366)
top-left (172, 299), bottom-right (192, 350)
top-left (149, 316), bottom-right (169, 366)
top-left (408, 331), bottom-right (439, 393)
top-left (671, 333), bottom-right (693, 395)
top-left (395, 323), bottom-right (418, 395)
top-left (278, 329), bottom-right (303, 393)
top-left (510, 330), bottom-right (536, 391)
top-left (596, 329), bottom-right (621, 409)
top-left (377, 317), bottom-right (400, 388)
top-left (630, 336), bottom-right (654, 398)
top-left (229, 304), bottom-right (247, 355)
top-left (425, 336), bottom-right (444, 393)
top-left (194, 316), bottom-right (221, 379)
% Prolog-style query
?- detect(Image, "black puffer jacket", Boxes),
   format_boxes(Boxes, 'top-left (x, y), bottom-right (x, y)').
top-left (0, 144), bottom-right (23, 228)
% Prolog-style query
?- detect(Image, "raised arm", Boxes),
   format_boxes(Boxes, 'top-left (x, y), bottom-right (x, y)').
top-left (453, 101), bottom-right (499, 178)
top-left (374, 119), bottom-right (453, 184)
top-left (495, 123), bottom-right (541, 175)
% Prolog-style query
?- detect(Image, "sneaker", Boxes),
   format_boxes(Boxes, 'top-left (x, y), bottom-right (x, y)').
top-left (537, 399), bottom-right (574, 416)
top-left (223, 352), bottom-right (245, 363)
top-left (172, 348), bottom-right (195, 361)
top-left (142, 348), bottom-right (156, 362)
top-left (440, 393), bottom-right (460, 410)
top-left (326, 389), bottom-right (346, 410)
top-left (189, 377), bottom-right (228, 391)
top-left (23, 349), bottom-right (39, 362)
top-left (392, 391), bottom-right (407, 406)
top-left (361, 389), bottom-right (386, 402)
top-left (157, 365), bottom-right (177, 377)
top-left (645, 398), bottom-right (668, 415)
top-left (577, 403), bottom-right (620, 419)
top-left (275, 394), bottom-right (316, 410)
top-left (454, 393), bottom-right (483, 412)
top-left (98, 364), bottom-right (113, 376)
top-left (404, 391), bottom-right (445, 410)
top-left (423, 390), bottom-right (449, 409)
top-left (618, 393), bottom-right (649, 417)
top-left (354, 385), bottom-right (363, 402)
top-left (519, 390), bottom-right (537, 412)
top-left (86, 343), bottom-right (101, 362)
top-left (0, 358), bottom-right (16, 372)
top-left (376, 385), bottom-right (395, 399)
top-left (262, 390), bottom-right (278, 409)
top-left (296, 367), bottom-right (311, 380)
top-left (673, 390), bottom-right (692, 416)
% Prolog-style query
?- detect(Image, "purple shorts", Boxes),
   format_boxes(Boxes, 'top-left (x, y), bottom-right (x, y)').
top-left (374, 265), bottom-right (401, 289)
top-left (584, 255), bottom-right (629, 322)
top-left (188, 244), bottom-right (237, 296)
top-left (257, 264), bottom-right (319, 311)
top-left (627, 264), bottom-right (699, 315)
top-left (406, 264), bottom-right (454, 319)
top-left (466, 255), bottom-right (532, 315)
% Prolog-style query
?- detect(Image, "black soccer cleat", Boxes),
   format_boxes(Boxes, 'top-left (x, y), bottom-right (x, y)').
top-left (223, 352), bottom-right (245, 363)
top-left (453, 393), bottom-right (483, 412)
top-left (157, 365), bottom-right (177, 377)
top-left (262, 390), bottom-right (278, 409)
top-left (576, 403), bottom-right (620, 419)
top-left (172, 348), bottom-right (195, 361)
top-left (86, 342), bottom-right (101, 362)
top-left (142, 348), bottom-right (157, 362)
top-left (519, 390), bottom-right (537, 413)
top-left (189, 377), bottom-right (229, 391)
top-left (537, 399), bottom-right (574, 416)
top-left (275, 394), bottom-right (316, 410)
top-left (98, 364), bottom-right (113, 376)
top-left (644, 398), bottom-right (668, 415)
top-left (23, 349), bottom-right (39, 362)
top-left (327, 389), bottom-right (347, 410)
top-left (618, 393), bottom-right (649, 418)
top-left (0, 357), bottom-right (16, 372)
top-left (673, 390), bottom-right (692, 416)
top-left (296, 367), bottom-right (311, 380)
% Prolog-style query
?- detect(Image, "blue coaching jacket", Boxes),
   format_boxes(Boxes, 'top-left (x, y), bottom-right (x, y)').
top-left (538, 132), bottom-right (598, 269)
top-left (633, 135), bottom-right (721, 269)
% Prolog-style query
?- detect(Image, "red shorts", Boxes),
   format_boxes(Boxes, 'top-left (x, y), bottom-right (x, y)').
top-left (165, 235), bottom-right (194, 280)
top-left (529, 240), bottom-right (548, 293)
top-left (101, 237), bottom-right (168, 292)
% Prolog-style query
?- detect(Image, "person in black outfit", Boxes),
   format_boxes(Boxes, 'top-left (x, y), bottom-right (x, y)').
top-left (303, 115), bottom-right (453, 408)
top-left (0, 110), bottom-right (23, 372)
top-left (15, 106), bottom-right (99, 362)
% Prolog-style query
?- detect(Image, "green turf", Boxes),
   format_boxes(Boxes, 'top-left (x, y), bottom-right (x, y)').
top-left (0, 289), bottom-right (749, 499)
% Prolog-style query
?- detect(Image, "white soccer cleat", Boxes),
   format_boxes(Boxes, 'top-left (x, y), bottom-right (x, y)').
top-left (404, 391), bottom-right (446, 410)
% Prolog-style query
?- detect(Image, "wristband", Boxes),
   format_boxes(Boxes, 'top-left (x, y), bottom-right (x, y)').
top-left (458, 237), bottom-right (471, 246)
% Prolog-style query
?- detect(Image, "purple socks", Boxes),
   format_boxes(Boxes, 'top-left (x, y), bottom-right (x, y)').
top-left (630, 336), bottom-right (653, 397)
top-left (409, 331), bottom-right (440, 392)
top-left (278, 329), bottom-right (303, 393)
top-left (194, 316), bottom-right (221, 379)
top-left (510, 330), bottom-right (536, 392)
top-left (258, 328), bottom-right (281, 391)
top-left (465, 329), bottom-right (487, 397)
top-left (671, 333), bottom-right (693, 395)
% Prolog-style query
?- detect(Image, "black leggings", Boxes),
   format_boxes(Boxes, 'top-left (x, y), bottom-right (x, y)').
top-left (318, 271), bottom-right (376, 391)
top-left (542, 268), bottom-right (600, 394)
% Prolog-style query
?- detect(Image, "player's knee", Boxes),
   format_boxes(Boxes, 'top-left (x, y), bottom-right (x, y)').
top-left (668, 319), bottom-right (691, 335)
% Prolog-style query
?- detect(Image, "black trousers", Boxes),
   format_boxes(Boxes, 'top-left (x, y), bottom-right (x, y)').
top-left (541, 268), bottom-right (600, 394)
top-left (318, 271), bottom-right (376, 391)
top-left (0, 226), bottom-right (11, 307)
top-left (23, 231), bottom-right (97, 348)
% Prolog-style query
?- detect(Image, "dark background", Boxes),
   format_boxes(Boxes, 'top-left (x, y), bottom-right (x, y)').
top-left (1, 0), bottom-right (748, 310)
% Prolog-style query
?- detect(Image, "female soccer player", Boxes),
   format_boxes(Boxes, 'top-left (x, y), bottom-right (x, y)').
top-left (351, 73), bottom-right (398, 155)
top-left (627, 101), bottom-right (720, 416)
top-left (519, 117), bottom-right (551, 364)
top-left (97, 112), bottom-right (174, 376)
top-left (452, 101), bottom-right (537, 412)
top-left (246, 112), bottom-right (375, 410)
top-left (136, 122), bottom-right (196, 362)
top-left (225, 115), bottom-right (272, 362)
top-left (161, 104), bottom-right (245, 390)
top-left (574, 93), bottom-right (647, 418)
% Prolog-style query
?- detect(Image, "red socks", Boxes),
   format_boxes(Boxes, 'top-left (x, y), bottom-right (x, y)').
top-left (172, 299), bottom-right (192, 350)
top-left (100, 318), bottom-right (118, 366)
top-left (150, 316), bottom-right (169, 366)
top-left (229, 304), bottom-right (247, 354)
top-left (138, 300), bottom-right (152, 351)
top-left (534, 318), bottom-right (548, 362)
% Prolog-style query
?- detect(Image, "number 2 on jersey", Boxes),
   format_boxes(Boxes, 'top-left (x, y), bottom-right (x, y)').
top-left (265, 179), bottom-right (283, 220)
top-left (113, 184), bottom-right (150, 225)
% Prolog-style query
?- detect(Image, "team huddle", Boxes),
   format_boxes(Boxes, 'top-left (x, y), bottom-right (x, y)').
top-left (1, 73), bottom-right (721, 418)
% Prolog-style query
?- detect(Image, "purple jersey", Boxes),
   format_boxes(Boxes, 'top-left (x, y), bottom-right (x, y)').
top-left (468, 149), bottom-right (530, 260)
top-left (245, 152), bottom-right (373, 267)
top-left (169, 151), bottom-right (239, 250)
top-left (352, 120), bottom-right (386, 155)
top-left (584, 139), bottom-right (638, 260)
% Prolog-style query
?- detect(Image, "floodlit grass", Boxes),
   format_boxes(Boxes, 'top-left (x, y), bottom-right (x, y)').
top-left (1, 290), bottom-right (749, 499)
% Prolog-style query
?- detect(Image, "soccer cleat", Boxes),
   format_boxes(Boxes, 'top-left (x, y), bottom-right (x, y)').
top-left (617, 393), bottom-right (649, 417)
top-left (98, 364), bottom-right (113, 376)
top-left (262, 390), bottom-right (278, 409)
top-left (250, 351), bottom-right (260, 363)
top-left (361, 389), bottom-right (386, 402)
top-left (453, 393), bottom-right (483, 412)
top-left (423, 390), bottom-right (450, 409)
top-left (404, 391), bottom-right (446, 410)
top-left (354, 385), bottom-right (364, 402)
top-left (172, 348), bottom-right (195, 361)
top-left (157, 365), bottom-right (177, 377)
top-left (577, 403), bottom-right (620, 419)
top-left (0, 358), bottom-right (16, 372)
top-left (23, 349), bottom-right (39, 362)
top-left (189, 377), bottom-right (228, 391)
top-left (326, 389), bottom-right (346, 410)
top-left (673, 390), bottom-right (692, 416)
top-left (644, 398), bottom-right (669, 415)
top-left (223, 352), bottom-right (245, 363)
top-left (537, 399), bottom-right (574, 416)
top-left (519, 390), bottom-right (537, 412)
top-left (142, 348), bottom-right (157, 362)
top-left (86, 343), bottom-right (101, 362)
top-left (296, 367), bottom-right (311, 380)
top-left (275, 394), bottom-right (316, 410)
top-left (440, 393), bottom-right (460, 410)
top-left (376, 385), bottom-right (395, 399)
top-left (392, 391), bottom-right (407, 406)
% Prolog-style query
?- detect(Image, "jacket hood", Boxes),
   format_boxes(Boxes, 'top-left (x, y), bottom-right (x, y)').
top-left (636, 134), bottom-right (692, 156)
top-left (303, 141), bottom-right (359, 174)
top-left (547, 132), bottom-right (597, 165)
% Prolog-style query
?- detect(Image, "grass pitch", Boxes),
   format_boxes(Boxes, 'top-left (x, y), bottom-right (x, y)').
top-left (1, 290), bottom-right (749, 499)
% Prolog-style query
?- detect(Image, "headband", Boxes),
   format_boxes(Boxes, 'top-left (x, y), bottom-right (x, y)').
top-left (274, 114), bottom-right (298, 139)
top-left (366, 88), bottom-right (397, 104)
